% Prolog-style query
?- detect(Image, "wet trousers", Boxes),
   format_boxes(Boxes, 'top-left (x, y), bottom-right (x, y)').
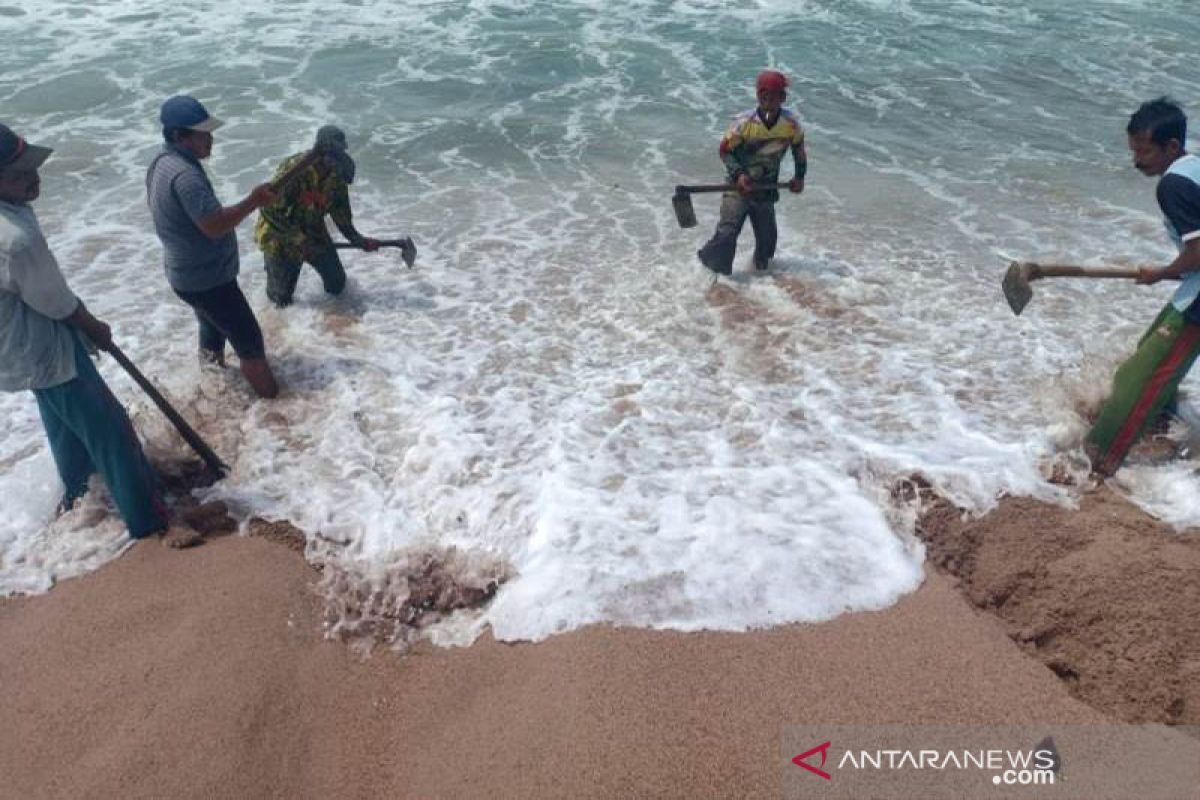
top-left (264, 248), bottom-right (346, 307)
top-left (1087, 304), bottom-right (1200, 475)
top-left (697, 195), bottom-right (778, 275)
top-left (32, 336), bottom-right (167, 538)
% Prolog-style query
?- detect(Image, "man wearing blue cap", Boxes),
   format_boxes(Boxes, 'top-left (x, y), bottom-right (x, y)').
top-left (146, 95), bottom-right (279, 398)
top-left (0, 123), bottom-right (202, 547)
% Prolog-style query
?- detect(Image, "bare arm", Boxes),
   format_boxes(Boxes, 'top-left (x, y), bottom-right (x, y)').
top-left (330, 182), bottom-right (380, 251)
top-left (1137, 239), bottom-right (1200, 284)
top-left (196, 183), bottom-right (276, 239)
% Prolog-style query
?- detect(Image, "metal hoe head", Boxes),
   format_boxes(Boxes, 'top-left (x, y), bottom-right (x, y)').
top-left (1002, 260), bottom-right (1038, 316)
top-left (672, 189), bottom-right (697, 229)
top-left (400, 236), bottom-right (417, 268)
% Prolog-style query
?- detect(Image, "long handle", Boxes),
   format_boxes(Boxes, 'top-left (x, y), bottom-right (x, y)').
top-left (107, 344), bottom-right (229, 476)
top-left (675, 182), bottom-right (790, 194)
top-left (332, 238), bottom-right (411, 250)
top-left (269, 150), bottom-right (320, 194)
top-left (1032, 264), bottom-right (1142, 279)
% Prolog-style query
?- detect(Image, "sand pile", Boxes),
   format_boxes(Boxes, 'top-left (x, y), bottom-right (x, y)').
top-left (917, 485), bottom-right (1200, 731)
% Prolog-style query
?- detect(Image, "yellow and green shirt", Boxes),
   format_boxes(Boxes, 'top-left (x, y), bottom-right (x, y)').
top-left (255, 152), bottom-right (356, 263)
top-left (719, 108), bottom-right (804, 202)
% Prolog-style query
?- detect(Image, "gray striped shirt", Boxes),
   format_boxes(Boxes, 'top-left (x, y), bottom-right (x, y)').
top-left (145, 144), bottom-right (239, 292)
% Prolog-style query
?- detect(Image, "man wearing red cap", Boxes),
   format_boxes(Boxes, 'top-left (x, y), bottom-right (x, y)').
top-left (0, 123), bottom-right (201, 547)
top-left (698, 69), bottom-right (807, 275)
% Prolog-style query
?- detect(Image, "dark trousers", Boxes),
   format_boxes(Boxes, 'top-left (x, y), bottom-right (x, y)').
top-left (33, 336), bottom-right (167, 538)
top-left (697, 195), bottom-right (778, 275)
top-left (264, 248), bottom-right (347, 308)
top-left (174, 280), bottom-right (266, 360)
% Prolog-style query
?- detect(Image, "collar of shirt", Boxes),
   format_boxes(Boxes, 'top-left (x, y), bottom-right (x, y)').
top-left (756, 107), bottom-right (782, 128)
top-left (0, 199), bottom-right (39, 241)
top-left (164, 142), bottom-right (201, 166)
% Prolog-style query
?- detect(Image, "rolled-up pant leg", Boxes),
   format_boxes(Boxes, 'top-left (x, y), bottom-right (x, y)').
top-left (697, 194), bottom-right (750, 275)
top-left (33, 337), bottom-right (168, 538)
top-left (1087, 304), bottom-right (1200, 475)
top-left (747, 200), bottom-right (778, 268)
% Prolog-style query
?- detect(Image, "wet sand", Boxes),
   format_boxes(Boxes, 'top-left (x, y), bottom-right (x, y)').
top-left (2, 489), bottom-right (1196, 799)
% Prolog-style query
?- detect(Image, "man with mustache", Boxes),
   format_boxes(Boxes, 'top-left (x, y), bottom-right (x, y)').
top-left (1088, 98), bottom-right (1200, 475)
top-left (146, 95), bottom-right (279, 398)
top-left (0, 123), bottom-right (200, 547)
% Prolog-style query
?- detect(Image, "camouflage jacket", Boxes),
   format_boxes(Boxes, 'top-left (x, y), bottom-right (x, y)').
top-left (255, 152), bottom-right (358, 262)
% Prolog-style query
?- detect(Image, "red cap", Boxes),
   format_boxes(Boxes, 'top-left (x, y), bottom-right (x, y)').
top-left (755, 70), bottom-right (788, 94)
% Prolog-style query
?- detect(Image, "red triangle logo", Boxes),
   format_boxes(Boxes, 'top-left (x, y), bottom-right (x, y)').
top-left (792, 741), bottom-right (832, 780)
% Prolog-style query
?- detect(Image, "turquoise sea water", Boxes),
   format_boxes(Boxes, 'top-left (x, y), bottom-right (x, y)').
top-left (1, 1), bottom-right (1197, 640)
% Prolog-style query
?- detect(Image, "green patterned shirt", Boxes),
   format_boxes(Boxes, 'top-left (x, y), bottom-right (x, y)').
top-left (255, 152), bottom-right (356, 262)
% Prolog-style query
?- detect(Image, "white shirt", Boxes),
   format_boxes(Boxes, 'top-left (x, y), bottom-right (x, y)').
top-left (0, 200), bottom-right (80, 391)
top-left (1161, 154), bottom-right (1200, 312)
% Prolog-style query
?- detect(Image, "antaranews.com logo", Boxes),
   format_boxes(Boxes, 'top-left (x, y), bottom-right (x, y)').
top-left (781, 725), bottom-right (1200, 799)
top-left (792, 739), bottom-right (1056, 787)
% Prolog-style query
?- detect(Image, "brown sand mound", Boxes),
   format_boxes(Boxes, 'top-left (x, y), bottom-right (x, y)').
top-left (917, 485), bottom-right (1200, 731)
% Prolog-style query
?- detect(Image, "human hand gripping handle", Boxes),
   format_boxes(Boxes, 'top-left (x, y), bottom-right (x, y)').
top-left (197, 182), bottom-right (277, 238)
top-left (1137, 266), bottom-right (1167, 285)
top-left (247, 182), bottom-right (277, 208)
top-left (66, 302), bottom-right (113, 352)
top-left (333, 237), bottom-right (417, 267)
top-left (196, 151), bottom-right (320, 240)
top-left (249, 149), bottom-right (323, 208)
top-left (269, 149), bottom-right (321, 195)
top-left (790, 156), bottom-right (807, 194)
top-left (82, 316), bottom-right (113, 352)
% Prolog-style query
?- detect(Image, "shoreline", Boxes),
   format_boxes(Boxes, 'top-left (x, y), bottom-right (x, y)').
top-left (3, 487), bottom-right (1197, 797)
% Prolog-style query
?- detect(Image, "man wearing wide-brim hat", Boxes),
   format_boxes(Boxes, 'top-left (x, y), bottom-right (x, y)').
top-left (145, 95), bottom-right (280, 398)
top-left (0, 123), bottom-right (201, 547)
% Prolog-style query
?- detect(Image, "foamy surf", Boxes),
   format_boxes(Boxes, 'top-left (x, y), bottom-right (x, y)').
top-left (2, 1), bottom-right (1198, 645)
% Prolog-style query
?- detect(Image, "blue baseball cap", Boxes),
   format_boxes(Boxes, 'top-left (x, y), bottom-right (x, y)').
top-left (160, 95), bottom-right (224, 133)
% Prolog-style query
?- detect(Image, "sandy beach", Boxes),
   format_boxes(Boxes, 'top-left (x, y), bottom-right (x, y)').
top-left (3, 485), bottom-right (1196, 799)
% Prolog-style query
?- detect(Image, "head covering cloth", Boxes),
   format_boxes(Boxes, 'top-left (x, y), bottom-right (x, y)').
top-left (315, 125), bottom-right (355, 184)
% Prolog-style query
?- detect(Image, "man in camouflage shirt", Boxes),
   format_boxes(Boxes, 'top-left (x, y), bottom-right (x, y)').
top-left (697, 70), bottom-right (807, 276)
top-left (255, 126), bottom-right (379, 307)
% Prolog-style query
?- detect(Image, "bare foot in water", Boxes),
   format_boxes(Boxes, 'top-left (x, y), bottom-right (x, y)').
top-left (159, 526), bottom-right (205, 549)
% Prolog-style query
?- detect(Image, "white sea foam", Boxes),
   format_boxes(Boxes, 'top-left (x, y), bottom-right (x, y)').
top-left (1, 1), bottom-right (1198, 642)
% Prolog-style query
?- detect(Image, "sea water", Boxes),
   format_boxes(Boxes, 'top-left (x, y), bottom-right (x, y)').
top-left (1, 0), bottom-right (1197, 640)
